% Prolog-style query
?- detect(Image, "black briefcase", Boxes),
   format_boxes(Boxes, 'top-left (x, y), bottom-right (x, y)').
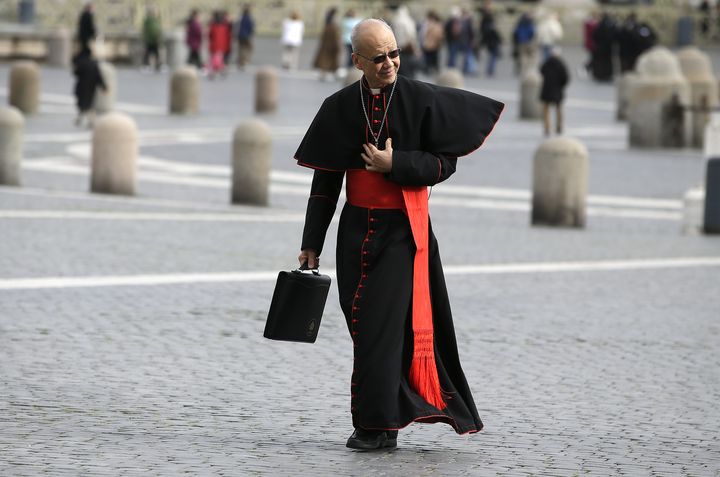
top-left (264, 267), bottom-right (331, 343)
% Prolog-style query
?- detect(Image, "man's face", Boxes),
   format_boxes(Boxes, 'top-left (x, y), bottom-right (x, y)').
top-left (352, 24), bottom-right (400, 89)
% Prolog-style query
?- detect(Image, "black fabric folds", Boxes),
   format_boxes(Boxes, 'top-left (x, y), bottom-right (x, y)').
top-left (294, 75), bottom-right (504, 171)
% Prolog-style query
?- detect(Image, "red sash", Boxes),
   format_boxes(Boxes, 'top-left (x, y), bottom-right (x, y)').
top-left (346, 170), bottom-right (446, 410)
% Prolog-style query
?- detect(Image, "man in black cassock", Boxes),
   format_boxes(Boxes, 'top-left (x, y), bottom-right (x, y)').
top-left (295, 19), bottom-right (503, 450)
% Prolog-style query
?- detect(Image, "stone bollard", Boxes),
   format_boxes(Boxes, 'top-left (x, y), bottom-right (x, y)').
top-left (231, 119), bottom-right (271, 205)
top-left (46, 29), bottom-right (71, 68)
top-left (90, 112), bottom-right (137, 195)
top-left (531, 137), bottom-right (589, 227)
top-left (628, 47), bottom-right (691, 148)
top-left (255, 67), bottom-right (278, 114)
top-left (676, 47), bottom-right (718, 148)
top-left (94, 61), bottom-right (116, 114)
top-left (169, 67), bottom-right (199, 114)
top-left (704, 158), bottom-right (720, 234)
top-left (164, 29), bottom-right (186, 70)
top-left (0, 107), bottom-right (24, 186)
top-left (616, 73), bottom-right (638, 121)
top-left (520, 68), bottom-right (542, 119)
top-left (435, 69), bottom-right (464, 89)
top-left (8, 61), bottom-right (40, 114)
top-left (682, 186), bottom-right (705, 234)
top-left (703, 112), bottom-right (720, 159)
top-left (343, 68), bottom-right (364, 87)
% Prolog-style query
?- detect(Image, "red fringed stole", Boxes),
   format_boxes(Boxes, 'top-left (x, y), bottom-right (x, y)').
top-left (402, 186), bottom-right (446, 410)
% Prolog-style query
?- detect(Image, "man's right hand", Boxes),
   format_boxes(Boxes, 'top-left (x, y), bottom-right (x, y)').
top-left (298, 249), bottom-right (319, 269)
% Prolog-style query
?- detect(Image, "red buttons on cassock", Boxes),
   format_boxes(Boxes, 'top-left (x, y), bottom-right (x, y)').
top-left (375, 95), bottom-right (380, 99)
top-left (374, 107), bottom-right (380, 111)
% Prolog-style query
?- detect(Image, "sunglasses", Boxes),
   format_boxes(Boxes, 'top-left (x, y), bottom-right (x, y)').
top-left (355, 48), bottom-right (401, 64)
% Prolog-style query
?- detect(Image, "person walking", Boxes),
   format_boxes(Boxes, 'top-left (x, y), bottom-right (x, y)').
top-left (591, 13), bottom-right (615, 82)
top-left (419, 10), bottom-right (444, 74)
top-left (313, 8), bottom-right (341, 81)
top-left (479, 1), bottom-right (502, 77)
top-left (185, 9), bottom-right (203, 69)
top-left (207, 11), bottom-right (230, 78)
top-left (281, 11), bottom-right (304, 70)
top-left (294, 18), bottom-right (503, 450)
top-left (72, 47), bottom-right (106, 128)
top-left (142, 7), bottom-right (162, 72)
top-left (235, 4), bottom-right (255, 69)
top-left (341, 9), bottom-right (362, 67)
top-left (512, 13), bottom-right (536, 76)
top-left (536, 11), bottom-right (563, 62)
top-left (76, 2), bottom-right (96, 51)
top-left (539, 47), bottom-right (569, 136)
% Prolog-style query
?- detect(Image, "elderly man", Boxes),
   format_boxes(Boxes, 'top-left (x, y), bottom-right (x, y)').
top-left (295, 19), bottom-right (503, 450)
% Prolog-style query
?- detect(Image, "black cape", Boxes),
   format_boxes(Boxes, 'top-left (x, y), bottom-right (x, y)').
top-left (296, 76), bottom-right (503, 433)
top-left (295, 75), bottom-right (504, 171)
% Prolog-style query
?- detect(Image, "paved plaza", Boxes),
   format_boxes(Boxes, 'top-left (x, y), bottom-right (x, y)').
top-left (1, 39), bottom-right (719, 476)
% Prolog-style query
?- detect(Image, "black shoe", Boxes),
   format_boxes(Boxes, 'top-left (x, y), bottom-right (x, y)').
top-left (346, 428), bottom-right (398, 450)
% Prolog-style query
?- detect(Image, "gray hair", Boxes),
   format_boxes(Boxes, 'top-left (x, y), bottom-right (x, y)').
top-left (350, 18), bottom-right (394, 53)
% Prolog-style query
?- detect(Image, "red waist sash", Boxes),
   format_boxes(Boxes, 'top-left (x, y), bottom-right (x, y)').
top-left (345, 169), bottom-right (445, 410)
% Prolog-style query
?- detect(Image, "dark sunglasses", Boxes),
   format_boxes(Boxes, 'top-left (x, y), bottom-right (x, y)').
top-left (355, 48), bottom-right (401, 64)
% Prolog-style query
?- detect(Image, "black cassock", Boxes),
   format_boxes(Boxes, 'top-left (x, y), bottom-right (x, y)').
top-left (296, 75), bottom-right (503, 433)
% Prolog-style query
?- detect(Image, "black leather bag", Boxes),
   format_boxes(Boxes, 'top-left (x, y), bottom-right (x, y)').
top-left (264, 267), bottom-right (331, 343)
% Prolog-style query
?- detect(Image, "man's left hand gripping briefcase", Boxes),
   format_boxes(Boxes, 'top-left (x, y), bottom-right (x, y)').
top-left (264, 268), bottom-right (331, 343)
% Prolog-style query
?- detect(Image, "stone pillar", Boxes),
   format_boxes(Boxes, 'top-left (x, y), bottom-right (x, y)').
top-left (164, 29), bottom-right (186, 70)
top-left (8, 61), bottom-right (40, 115)
top-left (703, 112), bottom-right (720, 159)
top-left (531, 137), bottom-right (589, 228)
top-left (90, 112), bottom-right (138, 195)
top-left (94, 61), bottom-right (116, 114)
top-left (704, 158), bottom-right (720, 234)
top-left (676, 47), bottom-right (718, 148)
top-left (628, 47), bottom-right (691, 148)
top-left (520, 68), bottom-right (542, 119)
top-left (255, 67), bottom-right (278, 114)
top-left (169, 67), bottom-right (199, 114)
top-left (46, 29), bottom-right (71, 68)
top-left (616, 73), bottom-right (638, 121)
top-left (343, 68), bottom-right (364, 87)
top-left (682, 186), bottom-right (704, 235)
top-left (0, 107), bottom-right (24, 186)
top-left (231, 119), bottom-right (271, 205)
top-left (435, 69), bottom-right (464, 88)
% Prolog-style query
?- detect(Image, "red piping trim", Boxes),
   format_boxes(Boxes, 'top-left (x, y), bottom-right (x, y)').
top-left (295, 158), bottom-right (345, 172)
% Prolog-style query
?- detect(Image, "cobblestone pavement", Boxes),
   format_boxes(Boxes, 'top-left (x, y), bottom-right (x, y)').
top-left (1, 42), bottom-right (719, 476)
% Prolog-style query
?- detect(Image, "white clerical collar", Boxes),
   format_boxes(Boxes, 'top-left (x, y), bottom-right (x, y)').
top-left (370, 88), bottom-right (381, 94)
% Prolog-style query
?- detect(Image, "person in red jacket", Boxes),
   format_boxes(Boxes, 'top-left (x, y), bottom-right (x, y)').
top-left (208, 11), bottom-right (230, 78)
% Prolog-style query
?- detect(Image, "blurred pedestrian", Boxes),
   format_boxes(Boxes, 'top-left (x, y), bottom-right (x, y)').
top-left (72, 46), bottom-right (106, 128)
top-left (591, 13), bottom-right (615, 82)
top-left (221, 11), bottom-right (233, 66)
top-left (617, 13), bottom-right (637, 74)
top-left (419, 10), bottom-right (443, 74)
top-left (512, 12), bottom-right (536, 76)
top-left (235, 4), bottom-right (255, 69)
top-left (539, 46), bottom-right (569, 136)
top-left (536, 11), bottom-right (563, 62)
top-left (77, 2), bottom-right (96, 51)
top-left (392, 5), bottom-right (418, 55)
top-left (445, 7), bottom-right (476, 75)
top-left (582, 11), bottom-right (599, 77)
top-left (142, 7), bottom-right (162, 72)
top-left (630, 19), bottom-right (656, 68)
top-left (185, 9), bottom-right (203, 69)
top-left (281, 11), bottom-right (304, 70)
top-left (313, 7), bottom-right (341, 81)
top-left (207, 11), bottom-right (230, 78)
top-left (479, 0), bottom-right (502, 77)
top-left (341, 9), bottom-right (362, 67)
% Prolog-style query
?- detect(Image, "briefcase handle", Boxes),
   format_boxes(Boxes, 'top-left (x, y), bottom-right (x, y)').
top-left (296, 261), bottom-right (321, 276)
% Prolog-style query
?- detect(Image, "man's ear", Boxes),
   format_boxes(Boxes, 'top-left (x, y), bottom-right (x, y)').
top-left (351, 53), bottom-right (362, 70)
